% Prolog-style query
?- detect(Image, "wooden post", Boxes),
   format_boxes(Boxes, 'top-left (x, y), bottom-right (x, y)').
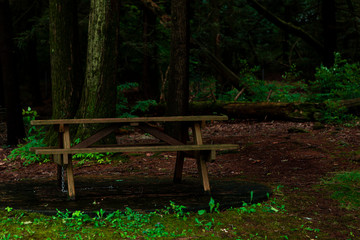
top-left (193, 122), bottom-right (211, 193)
top-left (63, 124), bottom-right (75, 200)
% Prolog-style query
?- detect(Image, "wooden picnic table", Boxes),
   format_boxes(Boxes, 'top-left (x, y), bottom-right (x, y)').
top-left (31, 115), bottom-right (239, 200)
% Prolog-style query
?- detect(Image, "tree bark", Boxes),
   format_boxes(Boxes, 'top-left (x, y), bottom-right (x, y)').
top-left (75, 0), bottom-right (118, 139)
top-left (49, 0), bottom-right (82, 119)
top-left (47, 0), bottom-right (82, 145)
top-left (0, 0), bottom-right (25, 145)
top-left (166, 0), bottom-right (190, 134)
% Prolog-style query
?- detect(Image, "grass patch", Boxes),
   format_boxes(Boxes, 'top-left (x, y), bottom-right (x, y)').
top-left (322, 171), bottom-right (360, 209)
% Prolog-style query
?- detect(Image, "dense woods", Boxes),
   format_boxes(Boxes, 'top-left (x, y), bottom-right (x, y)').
top-left (1, 0), bottom-right (360, 144)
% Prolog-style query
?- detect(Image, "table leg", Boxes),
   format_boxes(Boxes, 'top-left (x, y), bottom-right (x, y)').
top-left (173, 151), bottom-right (185, 183)
top-left (193, 123), bottom-right (211, 193)
top-left (56, 126), bottom-right (64, 188)
top-left (66, 157), bottom-right (75, 200)
top-left (63, 124), bottom-right (75, 200)
top-left (197, 153), bottom-right (211, 192)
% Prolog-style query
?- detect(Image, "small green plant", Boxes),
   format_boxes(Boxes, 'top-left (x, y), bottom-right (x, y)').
top-left (73, 152), bottom-right (112, 166)
top-left (209, 197), bottom-right (220, 213)
top-left (167, 201), bottom-right (189, 220)
top-left (4, 207), bottom-right (12, 213)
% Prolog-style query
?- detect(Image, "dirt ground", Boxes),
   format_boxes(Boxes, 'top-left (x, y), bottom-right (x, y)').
top-left (1, 120), bottom-right (360, 238)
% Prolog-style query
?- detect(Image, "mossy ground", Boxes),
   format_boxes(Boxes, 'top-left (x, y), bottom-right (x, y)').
top-left (1, 178), bottom-right (359, 240)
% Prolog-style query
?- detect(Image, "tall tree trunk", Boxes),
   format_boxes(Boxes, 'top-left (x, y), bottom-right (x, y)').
top-left (167, 0), bottom-right (190, 134)
top-left (49, 0), bottom-right (82, 120)
top-left (0, 0), bottom-right (25, 145)
top-left (142, 6), bottom-right (160, 101)
top-left (321, 0), bottom-right (337, 66)
top-left (47, 0), bottom-right (82, 145)
top-left (75, 0), bottom-right (118, 138)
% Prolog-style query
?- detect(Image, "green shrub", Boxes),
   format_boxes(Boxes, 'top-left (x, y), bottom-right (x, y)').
top-left (6, 107), bottom-right (49, 166)
top-left (310, 52), bottom-right (360, 102)
top-left (116, 82), bottom-right (157, 117)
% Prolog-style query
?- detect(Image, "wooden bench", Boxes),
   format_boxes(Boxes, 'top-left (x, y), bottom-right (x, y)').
top-left (31, 115), bottom-right (239, 200)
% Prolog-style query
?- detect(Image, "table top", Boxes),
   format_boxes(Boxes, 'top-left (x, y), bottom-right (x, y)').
top-left (31, 115), bottom-right (228, 125)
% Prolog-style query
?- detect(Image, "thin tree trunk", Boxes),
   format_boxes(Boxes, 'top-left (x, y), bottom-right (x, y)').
top-left (0, 0), bottom-right (25, 145)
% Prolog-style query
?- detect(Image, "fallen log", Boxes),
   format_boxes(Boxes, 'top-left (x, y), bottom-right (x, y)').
top-left (142, 98), bottom-right (360, 122)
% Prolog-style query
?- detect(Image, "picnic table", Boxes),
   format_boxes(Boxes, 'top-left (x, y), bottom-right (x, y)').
top-left (31, 115), bottom-right (239, 200)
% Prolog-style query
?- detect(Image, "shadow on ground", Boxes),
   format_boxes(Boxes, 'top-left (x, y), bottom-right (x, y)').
top-left (0, 176), bottom-right (271, 215)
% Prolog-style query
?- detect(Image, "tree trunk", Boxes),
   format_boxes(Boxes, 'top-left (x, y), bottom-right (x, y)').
top-left (142, 6), bottom-right (160, 101)
top-left (47, 0), bottom-right (82, 145)
top-left (166, 0), bottom-right (190, 138)
top-left (75, 0), bottom-right (118, 139)
top-left (0, 0), bottom-right (25, 145)
top-left (166, 0), bottom-right (190, 183)
top-left (49, 0), bottom-right (82, 119)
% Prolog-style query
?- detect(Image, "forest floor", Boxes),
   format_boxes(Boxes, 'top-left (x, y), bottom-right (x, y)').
top-left (1, 120), bottom-right (360, 239)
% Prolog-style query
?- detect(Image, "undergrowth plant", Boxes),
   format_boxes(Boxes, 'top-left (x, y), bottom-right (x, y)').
top-left (116, 82), bottom-right (157, 118)
top-left (6, 107), bottom-right (49, 166)
top-left (310, 53), bottom-right (360, 102)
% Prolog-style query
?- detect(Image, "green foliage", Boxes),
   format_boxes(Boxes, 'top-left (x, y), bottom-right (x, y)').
top-left (310, 53), bottom-right (360, 102)
top-left (319, 100), bottom-right (354, 123)
top-left (73, 152), bottom-right (112, 166)
top-left (116, 82), bottom-right (157, 118)
top-left (322, 171), bottom-right (360, 209)
top-left (6, 107), bottom-right (49, 166)
top-left (305, 53), bottom-right (360, 122)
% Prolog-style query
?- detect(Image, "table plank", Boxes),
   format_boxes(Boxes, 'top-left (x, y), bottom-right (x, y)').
top-left (35, 144), bottom-right (239, 155)
top-left (31, 115), bottom-right (228, 125)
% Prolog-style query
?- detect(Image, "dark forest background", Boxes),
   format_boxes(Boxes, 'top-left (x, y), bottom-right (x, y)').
top-left (1, 0), bottom-right (360, 145)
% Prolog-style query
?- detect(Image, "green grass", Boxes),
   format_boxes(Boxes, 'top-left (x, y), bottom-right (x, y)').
top-left (0, 187), bottom-right (329, 240)
top-left (322, 171), bottom-right (360, 210)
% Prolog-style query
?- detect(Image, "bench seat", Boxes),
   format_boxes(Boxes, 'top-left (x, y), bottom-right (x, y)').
top-left (33, 144), bottom-right (239, 155)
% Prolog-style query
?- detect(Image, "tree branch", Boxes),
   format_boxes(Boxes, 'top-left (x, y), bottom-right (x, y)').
top-left (247, 0), bottom-right (326, 56)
